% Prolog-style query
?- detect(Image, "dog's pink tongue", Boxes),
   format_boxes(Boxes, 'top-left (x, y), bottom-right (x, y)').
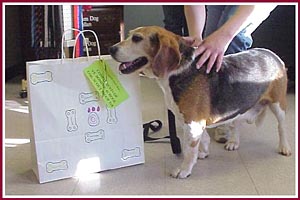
top-left (119, 62), bottom-right (132, 71)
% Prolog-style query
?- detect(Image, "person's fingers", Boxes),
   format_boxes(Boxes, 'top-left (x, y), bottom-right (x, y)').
top-left (215, 54), bottom-right (223, 72)
top-left (206, 53), bottom-right (218, 74)
top-left (192, 38), bottom-right (225, 72)
top-left (194, 45), bottom-right (205, 57)
top-left (196, 50), bottom-right (210, 69)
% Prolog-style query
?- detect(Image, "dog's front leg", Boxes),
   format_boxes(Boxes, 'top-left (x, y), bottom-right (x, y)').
top-left (198, 129), bottom-right (210, 159)
top-left (171, 121), bottom-right (205, 179)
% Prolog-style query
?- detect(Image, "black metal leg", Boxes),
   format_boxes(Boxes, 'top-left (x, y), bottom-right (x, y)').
top-left (142, 110), bottom-right (181, 154)
top-left (168, 109), bottom-right (181, 154)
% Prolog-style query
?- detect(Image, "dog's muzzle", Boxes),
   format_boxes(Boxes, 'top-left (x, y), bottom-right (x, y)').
top-left (109, 46), bottom-right (148, 74)
top-left (108, 45), bottom-right (118, 57)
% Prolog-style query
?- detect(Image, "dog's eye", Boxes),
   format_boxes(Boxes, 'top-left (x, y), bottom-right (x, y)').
top-left (132, 35), bottom-right (143, 43)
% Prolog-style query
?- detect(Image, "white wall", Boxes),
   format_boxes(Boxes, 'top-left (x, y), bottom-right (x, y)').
top-left (124, 5), bottom-right (164, 36)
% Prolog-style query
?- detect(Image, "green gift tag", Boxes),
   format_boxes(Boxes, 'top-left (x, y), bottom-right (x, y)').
top-left (84, 60), bottom-right (129, 109)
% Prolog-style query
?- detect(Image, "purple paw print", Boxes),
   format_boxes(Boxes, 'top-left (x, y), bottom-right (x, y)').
top-left (88, 106), bottom-right (100, 126)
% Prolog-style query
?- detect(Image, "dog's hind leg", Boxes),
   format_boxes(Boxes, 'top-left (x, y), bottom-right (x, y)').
top-left (269, 102), bottom-right (292, 156)
top-left (224, 122), bottom-right (240, 151)
top-left (224, 101), bottom-right (268, 151)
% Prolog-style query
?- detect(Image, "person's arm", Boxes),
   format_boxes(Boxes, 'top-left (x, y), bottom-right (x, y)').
top-left (184, 5), bottom-right (206, 41)
top-left (186, 5), bottom-right (256, 73)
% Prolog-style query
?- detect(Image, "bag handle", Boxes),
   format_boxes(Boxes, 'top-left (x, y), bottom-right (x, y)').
top-left (61, 28), bottom-right (82, 61)
top-left (73, 30), bottom-right (101, 61)
top-left (73, 30), bottom-right (107, 89)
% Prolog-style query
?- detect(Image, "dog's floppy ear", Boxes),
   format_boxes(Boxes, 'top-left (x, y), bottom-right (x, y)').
top-left (151, 33), bottom-right (181, 78)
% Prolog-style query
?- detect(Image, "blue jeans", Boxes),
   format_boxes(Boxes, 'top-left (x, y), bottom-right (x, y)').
top-left (204, 5), bottom-right (253, 55)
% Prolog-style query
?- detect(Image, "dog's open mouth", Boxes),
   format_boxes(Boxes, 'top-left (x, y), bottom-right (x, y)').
top-left (119, 57), bottom-right (148, 74)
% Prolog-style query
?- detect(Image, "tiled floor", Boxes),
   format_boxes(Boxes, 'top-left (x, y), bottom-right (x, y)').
top-left (4, 76), bottom-right (297, 197)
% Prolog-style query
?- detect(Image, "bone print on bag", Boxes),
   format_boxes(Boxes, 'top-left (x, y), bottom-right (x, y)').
top-left (46, 160), bottom-right (68, 173)
top-left (30, 71), bottom-right (53, 85)
top-left (65, 109), bottom-right (78, 132)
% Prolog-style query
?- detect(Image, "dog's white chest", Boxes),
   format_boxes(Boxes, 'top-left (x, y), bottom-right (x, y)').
top-left (157, 79), bottom-right (184, 124)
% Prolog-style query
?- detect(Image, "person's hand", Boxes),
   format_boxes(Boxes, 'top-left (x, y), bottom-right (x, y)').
top-left (194, 30), bottom-right (231, 73)
top-left (182, 36), bottom-right (202, 47)
top-left (184, 5), bottom-right (257, 73)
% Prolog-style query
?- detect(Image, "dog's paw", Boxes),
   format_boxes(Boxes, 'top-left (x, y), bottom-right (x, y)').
top-left (224, 141), bottom-right (239, 151)
top-left (278, 144), bottom-right (292, 156)
top-left (198, 151), bottom-right (209, 159)
top-left (170, 168), bottom-right (191, 179)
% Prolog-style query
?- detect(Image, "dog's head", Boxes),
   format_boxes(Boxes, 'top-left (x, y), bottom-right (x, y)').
top-left (109, 26), bottom-right (191, 78)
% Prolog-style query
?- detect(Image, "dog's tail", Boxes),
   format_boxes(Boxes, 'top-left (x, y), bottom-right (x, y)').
top-left (255, 107), bottom-right (267, 127)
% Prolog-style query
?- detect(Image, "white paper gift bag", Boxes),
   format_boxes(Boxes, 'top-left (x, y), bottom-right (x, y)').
top-left (27, 30), bottom-right (144, 183)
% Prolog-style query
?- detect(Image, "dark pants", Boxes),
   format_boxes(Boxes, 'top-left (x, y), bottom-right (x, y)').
top-left (162, 5), bottom-right (189, 36)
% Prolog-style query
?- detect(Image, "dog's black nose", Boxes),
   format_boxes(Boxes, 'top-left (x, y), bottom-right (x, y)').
top-left (108, 45), bottom-right (118, 56)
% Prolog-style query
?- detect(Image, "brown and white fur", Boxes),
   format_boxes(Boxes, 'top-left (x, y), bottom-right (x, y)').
top-left (109, 26), bottom-right (291, 179)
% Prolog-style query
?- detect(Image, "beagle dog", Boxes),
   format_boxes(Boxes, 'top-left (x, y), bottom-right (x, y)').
top-left (109, 26), bottom-right (291, 179)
